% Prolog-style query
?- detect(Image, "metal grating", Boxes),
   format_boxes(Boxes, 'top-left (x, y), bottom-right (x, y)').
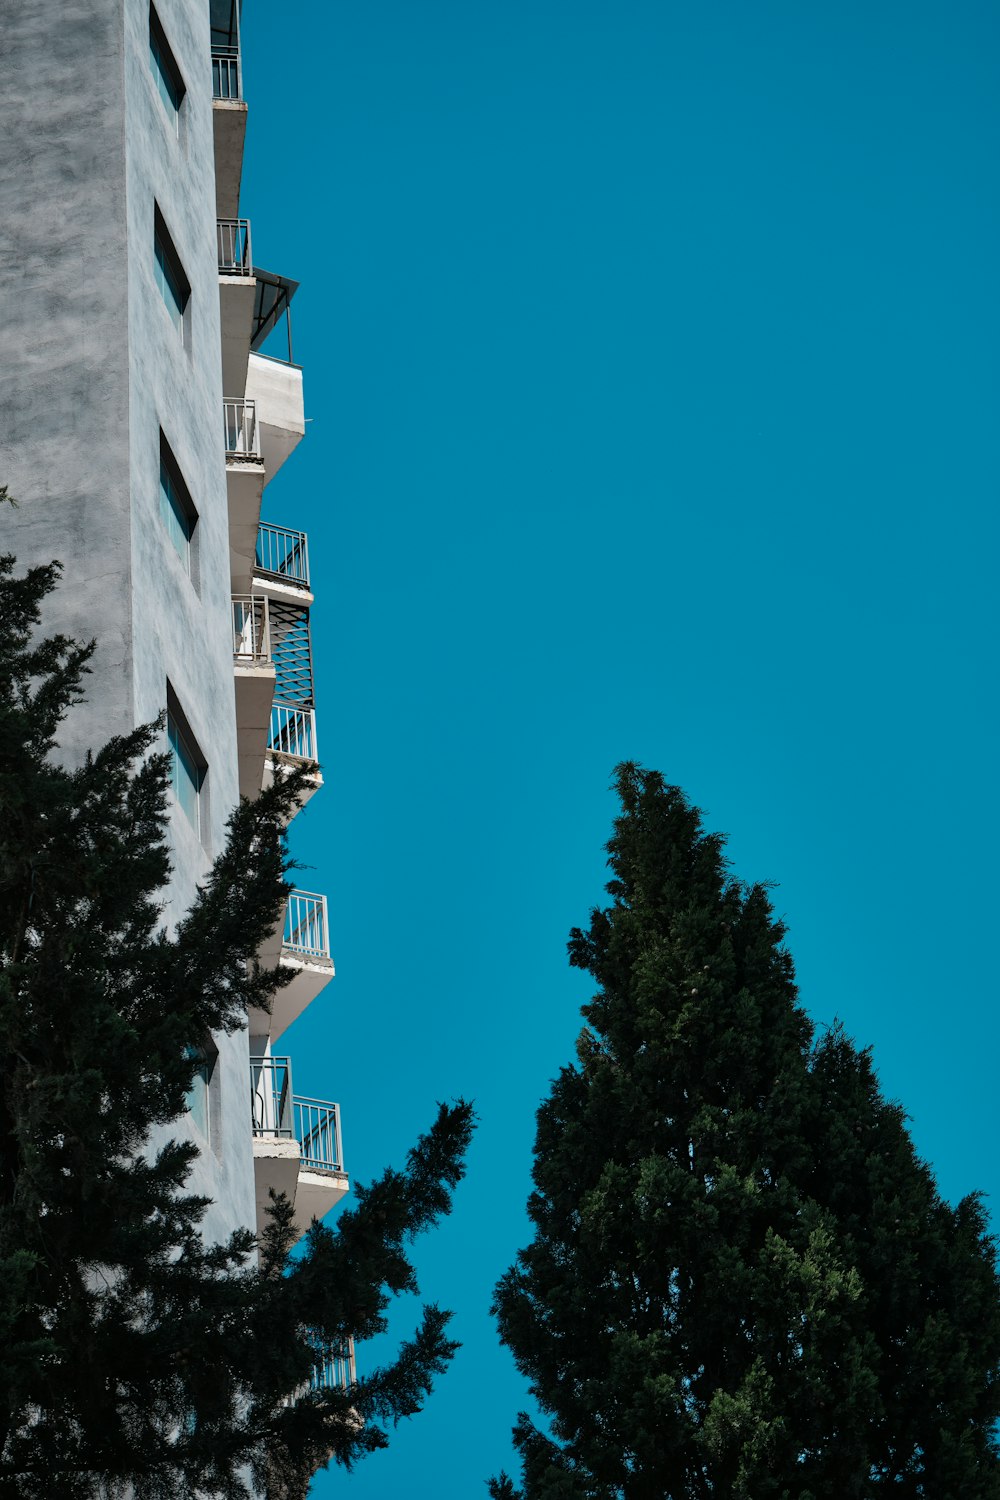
top-left (269, 600), bottom-right (314, 708)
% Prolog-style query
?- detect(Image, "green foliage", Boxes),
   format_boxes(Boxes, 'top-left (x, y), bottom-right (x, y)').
top-left (0, 544), bottom-right (473, 1497)
top-left (491, 763), bottom-right (1000, 1499)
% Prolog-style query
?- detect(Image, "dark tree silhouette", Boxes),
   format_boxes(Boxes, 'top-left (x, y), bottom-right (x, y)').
top-left (491, 764), bottom-right (1000, 1500)
top-left (0, 538), bottom-right (473, 1499)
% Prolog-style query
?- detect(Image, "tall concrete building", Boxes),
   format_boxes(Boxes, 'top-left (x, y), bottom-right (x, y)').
top-left (0, 0), bottom-right (349, 1379)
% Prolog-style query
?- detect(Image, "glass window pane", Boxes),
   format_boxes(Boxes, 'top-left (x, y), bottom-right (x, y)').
top-left (168, 714), bottom-right (202, 831)
top-left (150, 35), bottom-right (182, 119)
top-left (159, 462), bottom-right (191, 567)
top-left (184, 1048), bottom-right (211, 1138)
top-left (155, 235), bottom-right (185, 329)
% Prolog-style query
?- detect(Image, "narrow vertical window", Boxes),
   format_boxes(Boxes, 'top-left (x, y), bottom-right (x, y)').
top-left (167, 705), bottom-right (205, 836)
top-left (154, 208), bottom-right (190, 335)
top-left (158, 434), bottom-right (196, 574)
top-left (149, 7), bottom-right (185, 126)
top-left (184, 1046), bottom-right (213, 1139)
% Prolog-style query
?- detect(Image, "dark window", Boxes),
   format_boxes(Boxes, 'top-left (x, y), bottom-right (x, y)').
top-left (149, 6), bottom-right (185, 123)
top-left (166, 689), bottom-right (206, 839)
top-left (154, 208), bottom-right (190, 334)
top-left (184, 1044), bottom-right (214, 1139)
top-left (159, 434), bottom-right (197, 573)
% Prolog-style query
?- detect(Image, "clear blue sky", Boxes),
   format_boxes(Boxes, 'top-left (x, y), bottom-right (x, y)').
top-left (242, 3), bottom-right (1000, 1494)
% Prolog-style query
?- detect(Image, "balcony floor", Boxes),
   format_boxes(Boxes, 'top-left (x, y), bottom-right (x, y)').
top-left (248, 951), bottom-right (335, 1043)
top-left (252, 1140), bottom-right (350, 1242)
top-left (234, 660), bottom-right (276, 799)
top-left (294, 1167), bottom-right (351, 1234)
top-left (262, 751), bottom-right (323, 817)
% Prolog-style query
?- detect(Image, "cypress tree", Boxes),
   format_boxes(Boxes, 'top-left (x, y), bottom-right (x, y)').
top-left (0, 536), bottom-right (473, 1498)
top-left (491, 763), bottom-right (1000, 1499)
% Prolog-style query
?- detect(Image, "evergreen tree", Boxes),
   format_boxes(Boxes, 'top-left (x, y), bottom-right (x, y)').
top-left (0, 537), bottom-right (473, 1499)
top-left (491, 764), bottom-right (1000, 1500)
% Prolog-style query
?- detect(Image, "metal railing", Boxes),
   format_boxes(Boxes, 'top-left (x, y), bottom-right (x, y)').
top-left (232, 595), bottom-right (270, 662)
top-left (224, 399), bottom-right (259, 460)
top-left (285, 1336), bottom-right (356, 1407)
top-left (250, 1055), bottom-right (293, 1138)
top-left (311, 1338), bottom-right (356, 1393)
top-left (250, 1060), bottom-right (343, 1173)
top-left (284, 890), bottom-right (330, 959)
top-left (295, 1096), bottom-right (343, 1173)
top-left (212, 45), bottom-right (241, 101)
top-left (256, 522), bottom-right (310, 587)
top-left (218, 218), bottom-right (252, 275)
top-left (269, 702), bottom-right (317, 762)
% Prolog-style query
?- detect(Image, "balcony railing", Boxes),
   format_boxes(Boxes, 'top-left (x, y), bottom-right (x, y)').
top-left (224, 398), bottom-right (259, 460)
top-left (285, 1337), bottom-right (356, 1407)
top-left (285, 890), bottom-right (330, 960)
top-left (232, 595), bottom-right (270, 662)
top-left (251, 1054), bottom-right (292, 1138)
top-left (212, 45), bottom-right (242, 101)
top-left (310, 1339), bottom-right (356, 1394)
top-left (296, 1096), bottom-right (343, 1173)
top-left (250, 1058), bottom-right (344, 1173)
top-left (256, 522), bottom-right (310, 587)
top-left (269, 702), bottom-right (317, 762)
top-left (218, 218), bottom-right (252, 275)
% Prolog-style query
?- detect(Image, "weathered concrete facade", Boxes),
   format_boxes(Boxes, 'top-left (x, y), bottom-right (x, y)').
top-left (0, 0), bottom-right (253, 1244)
top-left (0, 5), bottom-right (348, 1419)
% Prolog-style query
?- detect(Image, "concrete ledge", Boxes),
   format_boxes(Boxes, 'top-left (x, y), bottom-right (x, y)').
top-left (294, 1168), bottom-right (350, 1233)
top-left (252, 1136), bottom-right (299, 1238)
top-left (213, 99), bottom-right (247, 219)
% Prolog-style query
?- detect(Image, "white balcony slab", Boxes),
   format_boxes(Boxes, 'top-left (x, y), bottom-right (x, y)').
top-left (244, 352), bottom-right (304, 482)
top-left (252, 1142), bottom-right (350, 1242)
top-left (219, 275), bottom-right (256, 400)
top-left (293, 1167), bottom-right (351, 1234)
top-left (262, 750), bottom-right (323, 817)
top-left (251, 570), bottom-right (315, 610)
top-left (248, 951), bottom-right (335, 1042)
top-left (213, 100), bottom-right (247, 219)
top-left (227, 460), bottom-right (266, 592)
top-left (252, 1137), bottom-right (299, 1239)
top-left (234, 660), bottom-right (275, 799)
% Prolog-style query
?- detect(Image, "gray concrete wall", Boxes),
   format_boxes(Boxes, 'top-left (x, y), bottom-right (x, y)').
top-left (122, 0), bottom-right (255, 1244)
top-left (0, 0), bottom-right (257, 1251)
top-left (0, 0), bottom-right (134, 753)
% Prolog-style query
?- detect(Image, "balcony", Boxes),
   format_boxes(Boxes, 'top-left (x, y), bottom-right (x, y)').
top-left (233, 528), bottom-right (320, 807)
top-left (233, 593), bottom-right (270, 662)
top-left (256, 521), bottom-right (310, 591)
top-left (224, 397), bottom-right (259, 460)
top-left (218, 219), bottom-right (255, 399)
top-left (232, 595), bottom-right (275, 798)
top-left (251, 1055), bottom-right (349, 1239)
top-left (211, 46), bottom-right (241, 101)
top-left (310, 1339), bottom-right (357, 1396)
top-left (283, 1338), bottom-right (358, 1404)
top-left (244, 350), bottom-right (304, 482)
top-left (264, 703), bottom-right (321, 812)
top-left (211, 46), bottom-right (246, 217)
top-left (250, 889), bottom-right (335, 1042)
top-left (284, 1338), bottom-right (357, 1407)
top-left (225, 399), bottom-right (266, 591)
